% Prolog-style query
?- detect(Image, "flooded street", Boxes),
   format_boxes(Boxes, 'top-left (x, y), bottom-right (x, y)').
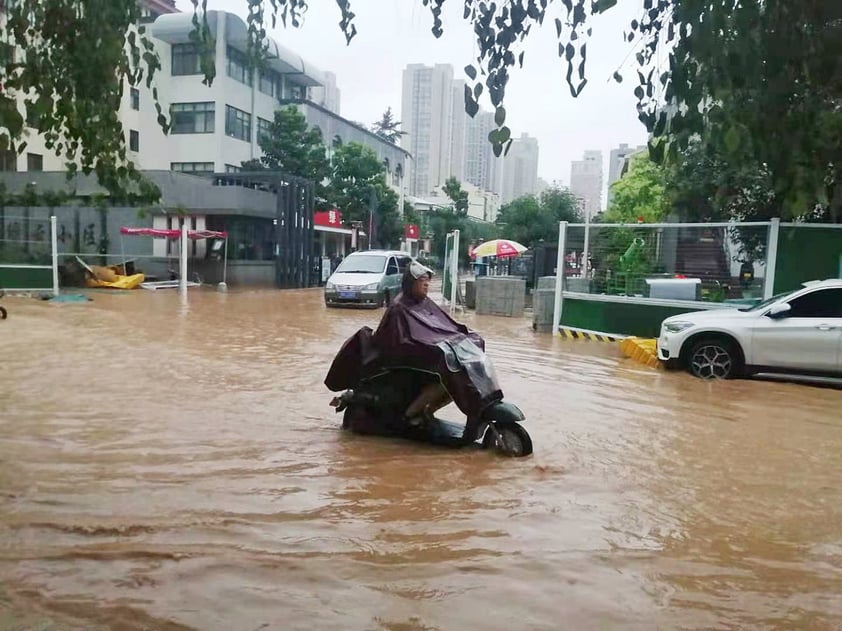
top-left (1, 287), bottom-right (841, 630)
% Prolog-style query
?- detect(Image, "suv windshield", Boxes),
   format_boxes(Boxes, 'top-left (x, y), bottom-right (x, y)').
top-left (336, 254), bottom-right (386, 274)
top-left (739, 290), bottom-right (795, 312)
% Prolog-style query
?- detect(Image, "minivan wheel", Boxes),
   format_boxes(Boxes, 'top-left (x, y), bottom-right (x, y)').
top-left (687, 337), bottom-right (742, 379)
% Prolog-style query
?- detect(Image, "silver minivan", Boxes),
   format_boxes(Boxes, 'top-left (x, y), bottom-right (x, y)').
top-left (324, 250), bottom-right (414, 308)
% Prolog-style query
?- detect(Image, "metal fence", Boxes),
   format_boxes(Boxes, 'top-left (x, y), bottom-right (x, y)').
top-left (549, 219), bottom-right (842, 334)
top-left (0, 214), bottom-right (58, 293)
top-left (559, 221), bottom-right (772, 303)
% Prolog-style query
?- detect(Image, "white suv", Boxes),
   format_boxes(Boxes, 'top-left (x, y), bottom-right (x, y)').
top-left (658, 279), bottom-right (842, 379)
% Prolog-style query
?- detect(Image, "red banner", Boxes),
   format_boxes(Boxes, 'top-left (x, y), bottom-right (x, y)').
top-left (404, 223), bottom-right (419, 239)
top-left (314, 209), bottom-right (343, 228)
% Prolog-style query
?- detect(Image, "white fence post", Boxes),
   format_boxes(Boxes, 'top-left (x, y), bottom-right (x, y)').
top-left (50, 215), bottom-right (59, 296)
top-left (179, 222), bottom-right (188, 296)
top-left (450, 229), bottom-right (460, 314)
top-left (552, 221), bottom-right (568, 335)
top-left (763, 218), bottom-right (780, 299)
top-left (582, 209), bottom-right (590, 278)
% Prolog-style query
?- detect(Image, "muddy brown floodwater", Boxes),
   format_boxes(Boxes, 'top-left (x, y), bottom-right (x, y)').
top-left (1, 287), bottom-right (841, 631)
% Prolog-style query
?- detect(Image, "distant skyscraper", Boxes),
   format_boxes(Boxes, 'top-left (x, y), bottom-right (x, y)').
top-left (462, 110), bottom-right (500, 195)
top-left (607, 143), bottom-right (645, 206)
top-left (401, 63), bottom-right (456, 197)
top-left (449, 80), bottom-right (467, 184)
top-left (309, 71), bottom-right (341, 115)
top-left (570, 150), bottom-right (603, 218)
top-left (499, 133), bottom-right (540, 204)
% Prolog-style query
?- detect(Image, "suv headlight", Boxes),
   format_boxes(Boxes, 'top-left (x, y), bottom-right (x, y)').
top-left (663, 321), bottom-right (694, 333)
top-left (365, 282), bottom-right (379, 290)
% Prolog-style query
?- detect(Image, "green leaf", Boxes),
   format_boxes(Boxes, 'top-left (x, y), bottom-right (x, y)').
top-left (613, 71), bottom-right (623, 83)
top-left (464, 64), bottom-right (477, 80)
top-left (594, 0), bottom-right (618, 13)
top-left (724, 126), bottom-right (741, 153)
top-left (0, 96), bottom-right (24, 137)
top-left (494, 106), bottom-right (506, 127)
top-left (464, 84), bottom-right (480, 117)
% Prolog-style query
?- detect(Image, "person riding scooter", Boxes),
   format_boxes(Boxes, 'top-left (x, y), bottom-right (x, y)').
top-left (325, 259), bottom-right (503, 437)
top-left (325, 260), bottom-right (532, 455)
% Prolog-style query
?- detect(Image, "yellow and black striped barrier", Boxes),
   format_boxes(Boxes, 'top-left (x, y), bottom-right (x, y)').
top-left (556, 327), bottom-right (621, 343)
top-left (555, 326), bottom-right (662, 370)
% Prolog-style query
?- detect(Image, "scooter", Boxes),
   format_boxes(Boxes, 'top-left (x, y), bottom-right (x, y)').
top-left (329, 367), bottom-right (533, 457)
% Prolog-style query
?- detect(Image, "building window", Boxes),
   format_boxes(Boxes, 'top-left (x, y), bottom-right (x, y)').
top-left (257, 116), bottom-right (272, 142)
top-left (0, 149), bottom-right (16, 172)
top-left (209, 215), bottom-right (274, 261)
top-left (130, 88), bottom-right (140, 110)
top-left (26, 152), bottom-right (43, 172)
top-left (225, 164), bottom-right (242, 173)
top-left (225, 105), bottom-right (251, 142)
top-left (129, 130), bottom-right (139, 152)
top-left (172, 43), bottom-right (201, 76)
top-left (171, 162), bottom-right (215, 175)
top-left (259, 70), bottom-right (276, 96)
top-left (289, 84), bottom-right (304, 100)
top-left (171, 102), bottom-right (215, 134)
top-left (226, 46), bottom-right (252, 86)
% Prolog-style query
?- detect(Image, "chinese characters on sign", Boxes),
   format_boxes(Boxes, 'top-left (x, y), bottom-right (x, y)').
top-left (314, 209), bottom-right (343, 228)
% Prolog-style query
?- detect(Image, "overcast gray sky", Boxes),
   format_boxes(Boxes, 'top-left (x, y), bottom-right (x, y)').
top-left (177, 0), bottom-right (650, 202)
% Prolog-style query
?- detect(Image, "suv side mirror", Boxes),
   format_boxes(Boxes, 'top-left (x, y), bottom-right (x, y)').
top-left (767, 302), bottom-right (791, 319)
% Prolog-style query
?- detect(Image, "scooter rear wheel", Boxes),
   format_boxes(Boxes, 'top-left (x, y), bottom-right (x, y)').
top-left (482, 422), bottom-right (533, 457)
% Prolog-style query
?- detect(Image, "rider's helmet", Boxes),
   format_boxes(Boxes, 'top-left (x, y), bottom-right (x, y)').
top-left (401, 260), bottom-right (434, 296)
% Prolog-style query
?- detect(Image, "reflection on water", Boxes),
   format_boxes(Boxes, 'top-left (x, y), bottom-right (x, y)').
top-left (1, 288), bottom-right (840, 630)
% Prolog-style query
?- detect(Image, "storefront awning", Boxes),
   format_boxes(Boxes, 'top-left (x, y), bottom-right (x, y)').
top-left (315, 225), bottom-right (353, 235)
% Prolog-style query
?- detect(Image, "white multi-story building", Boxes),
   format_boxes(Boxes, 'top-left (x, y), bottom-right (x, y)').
top-left (607, 143), bottom-right (645, 206)
top-left (449, 79), bottom-right (467, 184)
top-left (463, 110), bottom-right (500, 196)
top-left (498, 133), bottom-right (540, 204)
top-left (310, 70), bottom-right (341, 115)
top-left (463, 183), bottom-right (501, 223)
top-left (401, 63), bottom-right (456, 198)
top-left (5, 7), bottom-right (407, 195)
top-left (570, 150), bottom-right (603, 218)
top-left (2, 4), bottom-right (413, 278)
top-left (400, 62), bottom-right (544, 207)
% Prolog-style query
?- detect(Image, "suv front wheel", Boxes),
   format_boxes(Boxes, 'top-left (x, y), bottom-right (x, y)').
top-left (687, 337), bottom-right (743, 380)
